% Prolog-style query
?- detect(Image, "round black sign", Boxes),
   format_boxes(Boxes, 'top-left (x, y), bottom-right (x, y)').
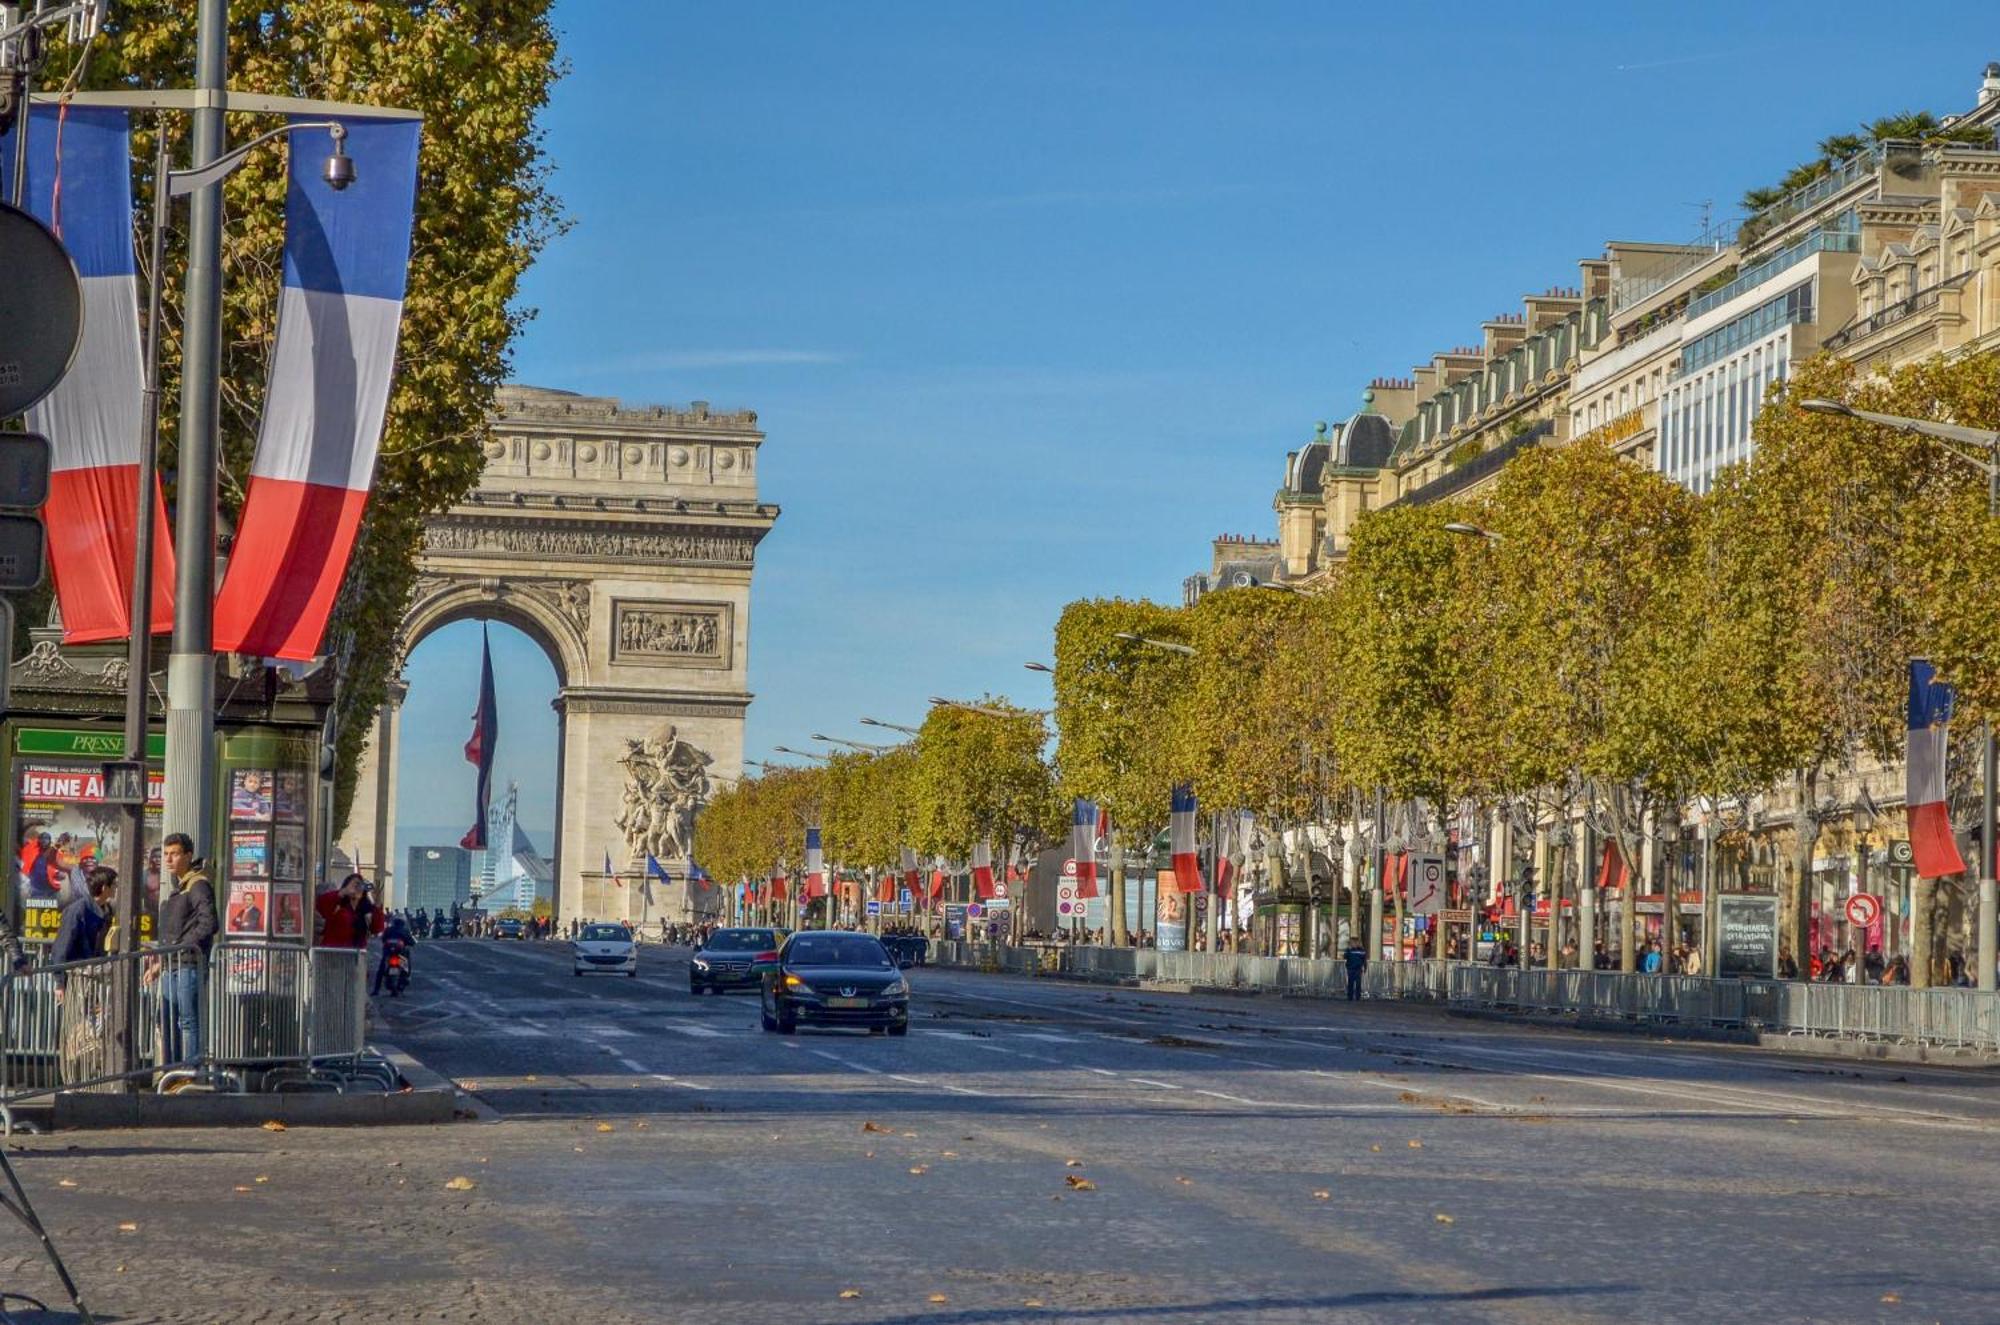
top-left (0, 201), bottom-right (84, 418)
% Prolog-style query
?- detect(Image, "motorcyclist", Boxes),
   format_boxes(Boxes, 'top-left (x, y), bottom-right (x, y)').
top-left (372, 912), bottom-right (417, 996)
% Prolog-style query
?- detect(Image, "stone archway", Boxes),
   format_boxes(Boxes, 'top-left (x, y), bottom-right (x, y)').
top-left (336, 385), bottom-right (778, 925)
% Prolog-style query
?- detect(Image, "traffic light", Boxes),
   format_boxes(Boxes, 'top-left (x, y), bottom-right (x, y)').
top-left (0, 431), bottom-right (48, 714)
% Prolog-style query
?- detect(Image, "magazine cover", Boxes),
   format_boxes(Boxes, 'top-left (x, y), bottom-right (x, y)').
top-left (230, 829), bottom-right (270, 880)
top-left (230, 768), bottom-right (274, 823)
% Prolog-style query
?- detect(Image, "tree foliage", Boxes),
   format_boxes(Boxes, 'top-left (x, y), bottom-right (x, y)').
top-left (911, 702), bottom-right (1060, 861)
top-left (1050, 599), bottom-right (1190, 838)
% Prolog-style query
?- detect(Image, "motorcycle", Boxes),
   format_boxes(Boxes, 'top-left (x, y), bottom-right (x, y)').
top-left (382, 938), bottom-right (412, 997)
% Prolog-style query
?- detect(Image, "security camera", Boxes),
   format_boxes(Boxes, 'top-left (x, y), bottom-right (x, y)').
top-left (323, 124), bottom-right (355, 191)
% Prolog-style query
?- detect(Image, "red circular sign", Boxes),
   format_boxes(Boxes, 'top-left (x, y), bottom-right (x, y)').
top-left (1844, 893), bottom-right (1882, 928)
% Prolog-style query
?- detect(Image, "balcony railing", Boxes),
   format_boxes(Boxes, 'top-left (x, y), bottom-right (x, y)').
top-left (1687, 227), bottom-right (1859, 320)
top-left (1820, 271), bottom-right (1969, 352)
top-left (1392, 420), bottom-right (1554, 507)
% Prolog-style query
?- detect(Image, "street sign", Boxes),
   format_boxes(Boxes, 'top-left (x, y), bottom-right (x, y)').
top-left (967, 902), bottom-right (984, 919)
top-left (865, 900), bottom-right (881, 917)
top-left (1056, 863), bottom-right (1082, 918)
top-left (1844, 893), bottom-right (1882, 928)
top-left (100, 759), bottom-right (148, 805)
top-left (0, 202), bottom-right (84, 418)
top-left (1408, 855), bottom-right (1446, 916)
top-left (1888, 839), bottom-right (1914, 868)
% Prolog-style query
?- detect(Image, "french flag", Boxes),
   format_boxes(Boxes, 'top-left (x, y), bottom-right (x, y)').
top-left (875, 871), bottom-right (897, 904)
top-left (457, 628), bottom-right (496, 850)
top-left (1907, 660), bottom-right (1967, 879)
top-left (971, 840), bottom-right (997, 899)
top-left (899, 846), bottom-right (920, 895)
top-left (803, 827), bottom-right (826, 899)
top-left (768, 872), bottom-right (788, 902)
top-left (1171, 784), bottom-right (1204, 893)
top-left (0, 105), bottom-right (175, 642)
top-left (1070, 800), bottom-right (1100, 899)
top-left (213, 117), bottom-right (421, 659)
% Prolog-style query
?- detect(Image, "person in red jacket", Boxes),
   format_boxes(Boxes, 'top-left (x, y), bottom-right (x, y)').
top-left (316, 873), bottom-right (385, 949)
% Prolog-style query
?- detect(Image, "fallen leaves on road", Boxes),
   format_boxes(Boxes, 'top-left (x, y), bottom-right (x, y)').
top-left (1311, 1190), bottom-right (1330, 1201)
top-left (1434, 1213), bottom-right (1454, 1224)
top-left (260, 1121), bottom-right (286, 1132)
top-left (635, 1121), bottom-right (649, 1130)
top-left (1398, 1091), bottom-right (1419, 1103)
top-left (1407, 1140), bottom-right (1423, 1149)
top-left (1024, 1300), bottom-right (1044, 1309)
top-left (463, 1080), bottom-right (479, 1091)
top-left (1064, 1158), bottom-right (1084, 1167)
top-left (1174, 1176), bottom-right (1191, 1185)
top-left (596, 1122), bottom-right (615, 1133)
top-left (864, 1151), bottom-right (875, 1159)
top-left (525, 1074), bottom-right (538, 1082)
top-left (928, 1293), bottom-right (949, 1304)
top-left (254, 1176), bottom-right (269, 1185)
top-left (1369, 1144), bottom-right (1382, 1153)
top-left (233, 1186), bottom-right (252, 1194)
top-left (838, 1289), bottom-right (862, 1299)
top-left (1064, 1175), bottom-right (1096, 1191)
top-left (56, 1179), bottom-right (75, 1189)
top-left (1880, 1292), bottom-right (1900, 1303)
top-left (908, 1165), bottom-right (929, 1175)
top-left (862, 1121), bottom-right (890, 1133)
top-left (117, 1222), bottom-right (137, 1232)
top-left (940, 1150), bottom-right (957, 1159)
top-left (444, 1177), bottom-right (477, 1192)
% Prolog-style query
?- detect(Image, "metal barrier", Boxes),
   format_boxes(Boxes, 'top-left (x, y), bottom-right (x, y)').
top-left (0, 940), bottom-right (391, 1125)
top-left (0, 943), bottom-right (204, 1126)
top-left (925, 941), bottom-right (2000, 1053)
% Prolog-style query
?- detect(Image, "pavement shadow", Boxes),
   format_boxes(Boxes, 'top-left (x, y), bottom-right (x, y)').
top-left (803, 1283), bottom-right (1640, 1325)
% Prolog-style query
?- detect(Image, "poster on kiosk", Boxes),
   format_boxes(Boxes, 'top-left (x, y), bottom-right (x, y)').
top-left (13, 729), bottom-right (164, 946)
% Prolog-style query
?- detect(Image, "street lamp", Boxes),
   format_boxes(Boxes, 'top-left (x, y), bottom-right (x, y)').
top-left (1023, 661), bottom-right (1055, 674)
top-left (1113, 632), bottom-right (1197, 656)
top-left (113, 118), bottom-right (356, 959)
top-left (771, 745), bottom-right (832, 762)
top-left (810, 733), bottom-right (895, 753)
top-left (859, 716), bottom-right (922, 736)
top-left (928, 697), bottom-right (1049, 719)
top-left (1801, 397), bottom-right (2000, 992)
top-left (1443, 522), bottom-right (1502, 543)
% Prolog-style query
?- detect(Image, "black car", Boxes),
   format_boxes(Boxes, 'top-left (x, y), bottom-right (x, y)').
top-left (761, 932), bottom-right (909, 1035)
top-left (882, 934), bottom-right (929, 968)
top-left (689, 927), bottom-right (780, 994)
top-left (492, 917), bottom-right (525, 940)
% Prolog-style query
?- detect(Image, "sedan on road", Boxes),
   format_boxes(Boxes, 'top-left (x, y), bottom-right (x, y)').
top-left (574, 922), bottom-right (638, 977)
top-left (761, 932), bottom-right (909, 1035)
top-left (689, 928), bottom-right (780, 994)
top-left (492, 917), bottom-right (525, 940)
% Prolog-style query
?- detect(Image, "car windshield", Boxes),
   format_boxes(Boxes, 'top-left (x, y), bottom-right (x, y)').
top-left (787, 935), bottom-right (892, 968)
top-left (708, 930), bottom-right (776, 951)
top-left (581, 925), bottom-right (626, 941)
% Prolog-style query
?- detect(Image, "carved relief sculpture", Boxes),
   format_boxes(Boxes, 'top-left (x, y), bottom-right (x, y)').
top-left (615, 725), bottom-right (713, 864)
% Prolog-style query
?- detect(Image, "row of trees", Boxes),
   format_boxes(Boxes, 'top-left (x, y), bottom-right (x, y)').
top-left (698, 352), bottom-right (2000, 972)
top-left (694, 704), bottom-right (1063, 910)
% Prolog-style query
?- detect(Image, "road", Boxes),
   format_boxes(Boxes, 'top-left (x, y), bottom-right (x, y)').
top-left (5, 938), bottom-right (2000, 1323)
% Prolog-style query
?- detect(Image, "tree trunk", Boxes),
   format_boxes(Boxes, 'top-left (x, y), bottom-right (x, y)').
top-left (1788, 767), bottom-right (1818, 979)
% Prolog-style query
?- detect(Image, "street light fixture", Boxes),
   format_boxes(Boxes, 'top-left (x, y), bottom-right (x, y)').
top-left (1023, 662), bottom-right (1055, 674)
top-left (928, 697), bottom-right (1049, 719)
top-left (771, 745), bottom-right (832, 762)
top-left (1443, 522), bottom-right (1503, 542)
top-left (1800, 396), bottom-right (2000, 992)
top-left (1113, 631), bottom-right (1197, 656)
top-left (859, 716), bottom-right (922, 736)
top-left (811, 733), bottom-right (895, 753)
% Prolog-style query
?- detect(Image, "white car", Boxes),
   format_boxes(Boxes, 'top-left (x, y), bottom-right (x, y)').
top-left (573, 922), bottom-right (638, 977)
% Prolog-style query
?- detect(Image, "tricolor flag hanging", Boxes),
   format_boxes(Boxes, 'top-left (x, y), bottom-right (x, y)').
top-left (1171, 784), bottom-right (1204, 894)
top-left (803, 827), bottom-right (827, 900)
top-left (899, 846), bottom-right (920, 895)
top-left (929, 863), bottom-right (948, 900)
top-left (1595, 841), bottom-right (1628, 894)
top-left (768, 872), bottom-right (788, 903)
top-left (971, 840), bottom-right (997, 899)
top-left (644, 854), bottom-right (670, 906)
top-left (1908, 660), bottom-right (1968, 879)
top-left (875, 870), bottom-right (897, 904)
top-left (457, 628), bottom-right (496, 850)
top-left (1215, 812), bottom-right (1239, 896)
top-left (689, 861), bottom-right (713, 891)
top-left (1071, 800), bottom-right (1101, 899)
top-left (0, 105), bottom-right (176, 642)
top-left (213, 116), bottom-right (423, 659)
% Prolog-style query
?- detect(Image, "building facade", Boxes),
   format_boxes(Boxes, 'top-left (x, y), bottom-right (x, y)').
top-left (405, 844), bottom-right (472, 914)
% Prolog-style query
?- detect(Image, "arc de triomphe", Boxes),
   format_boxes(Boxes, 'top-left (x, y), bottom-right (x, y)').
top-left (337, 384), bottom-right (777, 924)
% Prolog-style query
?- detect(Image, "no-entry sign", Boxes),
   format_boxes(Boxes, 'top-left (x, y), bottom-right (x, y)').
top-left (1844, 893), bottom-right (1882, 928)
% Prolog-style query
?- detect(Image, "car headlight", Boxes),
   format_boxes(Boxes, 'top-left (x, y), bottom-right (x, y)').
top-left (692, 958), bottom-right (709, 970)
top-left (878, 977), bottom-right (908, 999)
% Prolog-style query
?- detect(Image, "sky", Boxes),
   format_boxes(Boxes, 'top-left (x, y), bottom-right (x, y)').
top-left (398, 0), bottom-right (2000, 845)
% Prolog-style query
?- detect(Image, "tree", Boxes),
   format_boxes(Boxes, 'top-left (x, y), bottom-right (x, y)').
top-left (56, 4), bottom-right (566, 830)
top-left (914, 701), bottom-right (1060, 872)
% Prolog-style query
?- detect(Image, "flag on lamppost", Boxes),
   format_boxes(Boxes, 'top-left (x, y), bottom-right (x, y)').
top-left (971, 840), bottom-right (997, 899)
top-left (1071, 800), bottom-right (1100, 899)
top-left (644, 854), bottom-right (670, 907)
top-left (804, 827), bottom-right (826, 900)
top-left (1908, 659), bottom-right (1968, 879)
top-left (458, 628), bottom-right (496, 850)
top-left (213, 117), bottom-right (424, 659)
top-left (0, 105), bottom-right (176, 643)
top-left (1171, 784), bottom-right (1204, 894)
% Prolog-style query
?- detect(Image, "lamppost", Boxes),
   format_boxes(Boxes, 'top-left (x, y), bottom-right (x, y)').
top-left (1801, 398), bottom-right (2000, 992)
top-left (859, 716), bottom-right (922, 736)
top-left (111, 115), bottom-right (355, 959)
top-left (771, 745), bottom-right (832, 762)
top-left (811, 733), bottom-right (895, 753)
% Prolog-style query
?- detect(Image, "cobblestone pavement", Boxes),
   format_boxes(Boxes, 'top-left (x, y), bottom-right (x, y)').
top-left (3, 939), bottom-right (1999, 1322)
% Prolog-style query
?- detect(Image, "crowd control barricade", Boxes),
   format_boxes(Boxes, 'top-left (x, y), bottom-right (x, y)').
top-left (0, 943), bottom-right (204, 1130)
top-left (200, 942), bottom-right (385, 1094)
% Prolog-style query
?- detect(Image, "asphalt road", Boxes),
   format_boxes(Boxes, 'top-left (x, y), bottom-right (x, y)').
top-left (6, 938), bottom-right (2000, 1323)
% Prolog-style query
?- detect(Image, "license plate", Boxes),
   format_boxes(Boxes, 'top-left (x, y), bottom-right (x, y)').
top-left (827, 996), bottom-right (868, 1009)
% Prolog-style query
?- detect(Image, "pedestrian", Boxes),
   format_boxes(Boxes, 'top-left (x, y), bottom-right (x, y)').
top-left (153, 833), bottom-right (216, 1064)
top-left (1641, 941), bottom-right (1662, 975)
top-left (316, 873), bottom-right (384, 950)
top-left (1342, 938), bottom-right (1367, 1001)
top-left (52, 865), bottom-right (116, 970)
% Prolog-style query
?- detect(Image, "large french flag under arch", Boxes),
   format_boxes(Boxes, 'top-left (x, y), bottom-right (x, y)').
top-left (213, 116), bottom-right (421, 660)
top-left (0, 105), bottom-right (176, 641)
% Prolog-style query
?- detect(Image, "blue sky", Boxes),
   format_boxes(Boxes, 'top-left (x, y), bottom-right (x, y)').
top-left (398, 1), bottom-right (2000, 844)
